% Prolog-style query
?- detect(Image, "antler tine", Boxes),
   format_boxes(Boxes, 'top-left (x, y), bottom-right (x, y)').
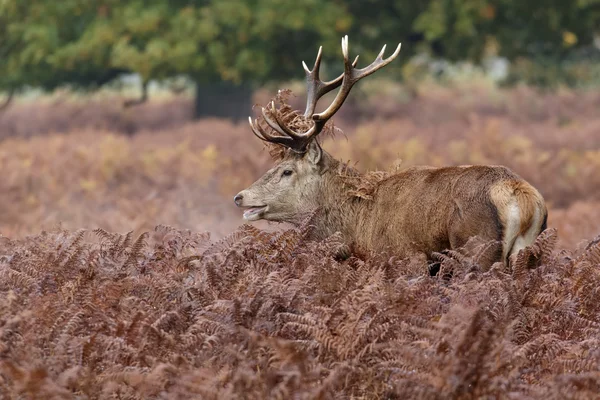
top-left (248, 116), bottom-right (268, 142)
top-left (261, 102), bottom-right (290, 137)
top-left (248, 116), bottom-right (294, 148)
top-left (302, 45), bottom-right (323, 76)
top-left (352, 41), bottom-right (402, 81)
top-left (303, 45), bottom-right (359, 117)
top-left (315, 35), bottom-right (401, 123)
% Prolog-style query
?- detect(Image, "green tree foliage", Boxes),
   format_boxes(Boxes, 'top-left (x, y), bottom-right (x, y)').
top-left (0, 0), bottom-right (350, 91)
top-left (344, 0), bottom-right (600, 87)
top-left (412, 0), bottom-right (600, 61)
top-left (1, 0), bottom-right (599, 95)
top-left (0, 1), bottom-right (124, 91)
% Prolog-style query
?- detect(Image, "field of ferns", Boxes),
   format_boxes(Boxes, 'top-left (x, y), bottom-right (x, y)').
top-left (1, 83), bottom-right (600, 398)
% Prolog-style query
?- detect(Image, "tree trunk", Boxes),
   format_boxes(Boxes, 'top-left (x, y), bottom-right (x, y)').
top-left (194, 80), bottom-right (253, 122)
top-left (0, 89), bottom-right (15, 113)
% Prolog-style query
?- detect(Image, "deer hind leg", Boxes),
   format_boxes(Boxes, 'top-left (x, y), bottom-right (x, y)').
top-left (447, 199), bottom-right (503, 270)
top-left (500, 200), bottom-right (521, 266)
top-left (508, 207), bottom-right (546, 262)
top-left (491, 181), bottom-right (536, 267)
top-left (491, 180), bottom-right (547, 267)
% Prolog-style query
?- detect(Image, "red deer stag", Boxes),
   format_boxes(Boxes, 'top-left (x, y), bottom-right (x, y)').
top-left (234, 36), bottom-right (547, 267)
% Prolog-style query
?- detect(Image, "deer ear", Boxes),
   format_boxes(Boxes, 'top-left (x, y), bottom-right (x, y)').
top-left (305, 141), bottom-right (322, 165)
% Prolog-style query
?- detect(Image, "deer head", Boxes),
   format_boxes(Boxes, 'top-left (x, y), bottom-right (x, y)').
top-left (234, 36), bottom-right (401, 223)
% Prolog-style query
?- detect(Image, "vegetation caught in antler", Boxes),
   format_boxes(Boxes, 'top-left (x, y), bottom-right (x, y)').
top-left (1, 223), bottom-right (599, 398)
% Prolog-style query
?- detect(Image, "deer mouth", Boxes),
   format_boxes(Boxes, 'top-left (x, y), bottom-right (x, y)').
top-left (243, 206), bottom-right (267, 221)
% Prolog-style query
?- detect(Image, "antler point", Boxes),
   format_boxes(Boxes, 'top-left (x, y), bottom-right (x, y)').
top-left (341, 36), bottom-right (349, 59)
top-left (377, 44), bottom-right (387, 60)
top-left (394, 43), bottom-right (402, 55)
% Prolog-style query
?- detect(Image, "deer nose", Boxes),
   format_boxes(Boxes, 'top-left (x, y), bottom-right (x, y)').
top-left (234, 193), bottom-right (243, 206)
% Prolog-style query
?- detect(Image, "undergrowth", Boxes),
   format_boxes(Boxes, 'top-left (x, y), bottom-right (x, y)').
top-left (1, 221), bottom-right (599, 399)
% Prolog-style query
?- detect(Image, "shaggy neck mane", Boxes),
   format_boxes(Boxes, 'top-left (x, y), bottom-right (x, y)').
top-left (302, 151), bottom-right (392, 245)
top-left (268, 144), bottom-right (391, 202)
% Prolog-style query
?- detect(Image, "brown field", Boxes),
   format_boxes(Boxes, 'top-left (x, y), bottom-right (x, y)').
top-left (0, 84), bottom-right (599, 398)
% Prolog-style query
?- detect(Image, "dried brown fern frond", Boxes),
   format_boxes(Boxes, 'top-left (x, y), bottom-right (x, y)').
top-left (2, 224), bottom-right (600, 399)
top-left (574, 237), bottom-right (600, 267)
top-left (511, 229), bottom-right (559, 279)
top-left (511, 249), bottom-right (535, 281)
top-left (62, 244), bottom-right (89, 272)
top-left (60, 229), bottom-right (87, 256)
top-left (201, 226), bottom-right (250, 258)
top-left (120, 231), bottom-right (134, 253)
top-left (93, 228), bottom-right (115, 243)
top-left (122, 232), bottom-right (149, 270)
top-left (430, 251), bottom-right (461, 280)
top-left (471, 239), bottom-right (503, 272)
top-left (514, 333), bottom-right (562, 362)
top-left (0, 268), bottom-right (38, 292)
top-left (534, 228), bottom-right (558, 265)
top-left (518, 268), bottom-right (544, 308)
top-left (442, 307), bottom-right (500, 397)
top-left (52, 229), bottom-right (88, 272)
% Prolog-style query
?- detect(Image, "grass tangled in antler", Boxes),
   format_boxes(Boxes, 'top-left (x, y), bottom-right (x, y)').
top-left (253, 89), bottom-right (340, 161)
top-left (0, 223), bottom-right (599, 399)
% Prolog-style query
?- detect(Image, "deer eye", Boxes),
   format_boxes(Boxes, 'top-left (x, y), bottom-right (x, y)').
top-left (282, 169), bottom-right (293, 177)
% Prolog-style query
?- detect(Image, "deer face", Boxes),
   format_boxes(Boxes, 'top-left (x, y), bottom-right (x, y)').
top-left (234, 142), bottom-right (323, 222)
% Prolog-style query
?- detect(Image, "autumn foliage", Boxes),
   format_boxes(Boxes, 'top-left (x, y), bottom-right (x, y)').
top-left (1, 222), bottom-right (600, 398)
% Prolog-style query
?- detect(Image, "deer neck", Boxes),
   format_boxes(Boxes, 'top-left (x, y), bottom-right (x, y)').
top-left (308, 158), bottom-right (365, 247)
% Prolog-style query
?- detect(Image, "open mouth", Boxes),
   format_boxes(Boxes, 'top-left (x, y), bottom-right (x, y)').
top-left (242, 206), bottom-right (267, 220)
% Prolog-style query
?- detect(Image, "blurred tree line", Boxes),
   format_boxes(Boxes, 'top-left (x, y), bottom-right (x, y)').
top-left (1, 0), bottom-right (599, 117)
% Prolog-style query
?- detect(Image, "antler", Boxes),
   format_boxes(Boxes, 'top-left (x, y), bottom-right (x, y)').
top-left (249, 35), bottom-right (402, 154)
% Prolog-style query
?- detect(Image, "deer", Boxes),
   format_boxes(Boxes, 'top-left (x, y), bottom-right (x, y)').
top-left (234, 36), bottom-right (548, 269)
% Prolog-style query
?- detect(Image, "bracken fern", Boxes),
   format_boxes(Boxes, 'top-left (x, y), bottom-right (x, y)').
top-left (0, 222), bottom-right (599, 399)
